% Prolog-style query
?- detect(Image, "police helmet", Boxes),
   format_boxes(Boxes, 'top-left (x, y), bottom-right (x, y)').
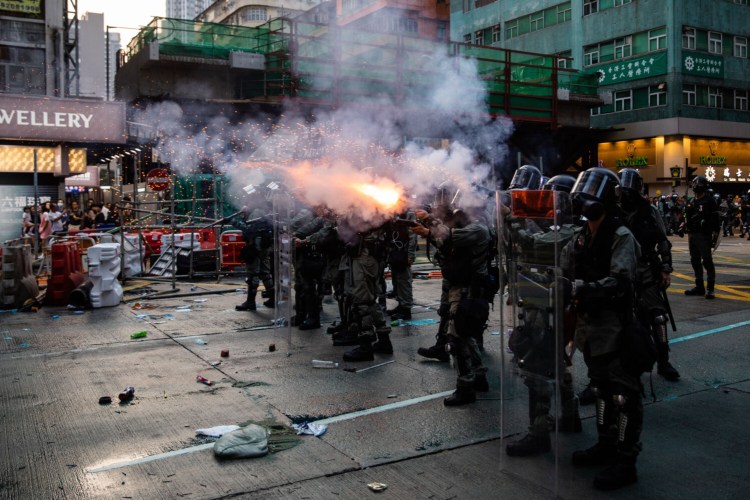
top-left (617, 168), bottom-right (644, 195)
top-left (542, 174), bottom-right (576, 193)
top-left (571, 167), bottom-right (620, 220)
top-left (509, 165), bottom-right (543, 190)
top-left (692, 175), bottom-right (709, 194)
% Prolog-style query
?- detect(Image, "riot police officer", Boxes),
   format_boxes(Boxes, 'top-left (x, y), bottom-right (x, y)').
top-left (411, 207), bottom-right (491, 406)
top-left (618, 169), bottom-right (679, 381)
top-left (230, 205), bottom-right (275, 311)
top-left (562, 167), bottom-right (642, 491)
top-left (682, 176), bottom-right (721, 299)
top-left (385, 209), bottom-right (418, 321)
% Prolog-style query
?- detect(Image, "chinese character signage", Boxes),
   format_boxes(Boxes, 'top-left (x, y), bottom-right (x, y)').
top-left (682, 51), bottom-right (724, 79)
top-left (589, 52), bottom-right (667, 86)
top-left (0, 0), bottom-right (41, 15)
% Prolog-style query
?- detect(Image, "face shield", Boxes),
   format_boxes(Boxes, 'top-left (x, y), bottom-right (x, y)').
top-left (509, 165), bottom-right (542, 190)
top-left (571, 168), bottom-right (618, 220)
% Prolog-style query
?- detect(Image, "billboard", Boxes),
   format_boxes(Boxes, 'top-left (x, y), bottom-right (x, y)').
top-left (0, 95), bottom-right (126, 143)
top-left (0, 0), bottom-right (41, 16)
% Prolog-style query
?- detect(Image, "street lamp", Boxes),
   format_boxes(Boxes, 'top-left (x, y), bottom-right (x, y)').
top-left (670, 165), bottom-right (681, 191)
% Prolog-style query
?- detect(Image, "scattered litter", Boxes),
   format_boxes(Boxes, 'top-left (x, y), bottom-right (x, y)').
top-left (210, 361), bottom-right (222, 367)
top-left (118, 387), bottom-right (135, 402)
top-left (71, 310), bottom-right (85, 315)
top-left (98, 396), bottom-right (112, 405)
top-left (268, 344), bottom-right (276, 352)
top-left (193, 298), bottom-right (207, 303)
top-left (213, 425), bottom-right (269, 458)
top-left (135, 314), bottom-right (150, 320)
top-left (130, 330), bottom-right (148, 339)
top-left (221, 350), bottom-right (229, 358)
top-left (175, 307), bottom-right (192, 313)
top-left (190, 286), bottom-right (197, 291)
top-left (387, 394), bottom-right (398, 398)
top-left (292, 422), bottom-right (327, 437)
top-left (195, 425), bottom-right (240, 438)
top-left (130, 303), bottom-right (156, 310)
top-left (367, 482), bottom-right (388, 492)
top-left (51, 315), bottom-right (60, 319)
top-left (490, 331), bottom-right (501, 336)
top-left (194, 339), bottom-right (208, 345)
top-left (344, 360), bottom-right (394, 373)
top-left (3, 336), bottom-right (12, 341)
top-left (235, 288), bottom-right (244, 293)
top-left (312, 360), bottom-right (338, 369)
top-left (19, 342), bottom-right (30, 347)
top-left (0, 309), bottom-right (18, 314)
top-left (196, 375), bottom-right (214, 386)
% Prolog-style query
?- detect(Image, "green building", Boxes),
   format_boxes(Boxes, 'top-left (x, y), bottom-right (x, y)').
top-left (452, 0), bottom-right (750, 195)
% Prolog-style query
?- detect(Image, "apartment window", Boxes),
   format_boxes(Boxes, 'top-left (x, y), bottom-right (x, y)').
top-left (708, 87), bottom-right (723, 108)
top-left (614, 0), bottom-right (632, 5)
top-left (649, 85), bottom-right (666, 106)
top-left (463, 0), bottom-right (471, 12)
top-left (682, 27), bottom-right (696, 49)
top-left (557, 55), bottom-right (572, 69)
top-left (530, 12), bottom-right (545, 32)
top-left (734, 36), bottom-right (748, 58)
top-left (0, 46), bottom-right (45, 94)
top-left (475, 30), bottom-right (484, 45)
top-left (591, 106), bottom-right (601, 116)
top-left (614, 36), bottom-right (632, 59)
top-left (649, 28), bottom-right (667, 51)
top-left (241, 7), bottom-right (267, 22)
top-left (557, 3), bottom-right (572, 23)
top-left (708, 31), bottom-right (723, 54)
top-left (505, 19), bottom-right (519, 40)
top-left (583, 0), bottom-right (598, 16)
top-left (614, 89), bottom-right (633, 111)
top-left (683, 84), bottom-right (696, 105)
top-left (464, 33), bottom-right (472, 43)
top-left (492, 24), bottom-right (501, 43)
top-left (735, 90), bottom-right (748, 111)
top-left (584, 48), bottom-right (600, 66)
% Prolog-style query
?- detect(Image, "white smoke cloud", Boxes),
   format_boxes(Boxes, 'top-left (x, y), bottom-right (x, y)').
top-left (130, 36), bottom-right (515, 228)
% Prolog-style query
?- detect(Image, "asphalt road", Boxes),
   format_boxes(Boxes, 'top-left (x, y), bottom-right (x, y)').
top-left (1, 235), bottom-right (749, 499)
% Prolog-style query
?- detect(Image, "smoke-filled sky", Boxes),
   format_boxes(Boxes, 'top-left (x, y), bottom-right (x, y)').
top-left (134, 42), bottom-right (515, 230)
top-left (78, 0), bottom-right (164, 39)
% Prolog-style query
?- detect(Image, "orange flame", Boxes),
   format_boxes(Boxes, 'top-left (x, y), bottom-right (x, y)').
top-left (354, 183), bottom-right (402, 210)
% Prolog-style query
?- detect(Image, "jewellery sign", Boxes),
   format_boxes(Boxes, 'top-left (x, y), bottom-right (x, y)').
top-left (682, 51), bottom-right (724, 79)
top-left (0, 95), bottom-right (126, 144)
top-left (589, 51), bottom-right (667, 85)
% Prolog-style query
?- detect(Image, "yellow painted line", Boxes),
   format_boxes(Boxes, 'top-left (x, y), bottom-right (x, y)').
top-left (671, 271), bottom-right (750, 301)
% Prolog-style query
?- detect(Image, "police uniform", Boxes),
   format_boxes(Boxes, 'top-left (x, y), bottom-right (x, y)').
top-left (231, 208), bottom-right (274, 311)
top-left (385, 210), bottom-right (418, 321)
top-left (683, 178), bottom-right (720, 298)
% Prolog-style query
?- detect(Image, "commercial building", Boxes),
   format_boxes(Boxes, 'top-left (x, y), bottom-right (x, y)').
top-left (166, 0), bottom-right (213, 21)
top-left (451, 0), bottom-right (750, 194)
top-left (0, 0), bottom-right (126, 243)
top-left (197, 0), bottom-right (322, 26)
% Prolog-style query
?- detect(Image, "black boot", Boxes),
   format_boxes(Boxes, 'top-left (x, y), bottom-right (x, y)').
top-left (558, 413), bottom-right (583, 433)
top-left (327, 322), bottom-right (346, 335)
top-left (299, 318), bottom-right (321, 330)
top-left (372, 330), bottom-right (393, 354)
top-left (572, 441), bottom-right (618, 466)
top-left (299, 294), bottom-right (321, 330)
top-left (263, 289), bottom-right (275, 308)
top-left (656, 343), bottom-right (680, 381)
top-left (332, 330), bottom-right (359, 346)
top-left (505, 433), bottom-right (551, 457)
top-left (235, 288), bottom-right (257, 311)
top-left (473, 373), bottom-right (490, 392)
top-left (684, 285), bottom-right (705, 296)
top-left (593, 456), bottom-right (638, 490)
top-left (389, 306), bottom-right (411, 321)
top-left (444, 386), bottom-right (476, 406)
top-left (343, 335), bottom-right (374, 362)
top-left (417, 343), bottom-right (450, 362)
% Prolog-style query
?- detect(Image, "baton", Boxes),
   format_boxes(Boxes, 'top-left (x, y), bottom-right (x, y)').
top-left (343, 360), bottom-right (395, 373)
top-left (661, 287), bottom-right (677, 332)
top-left (204, 210), bottom-right (243, 228)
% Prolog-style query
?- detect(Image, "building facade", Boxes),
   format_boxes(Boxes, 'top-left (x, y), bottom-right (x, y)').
top-left (167, 0), bottom-right (213, 20)
top-left (451, 0), bottom-right (750, 195)
top-left (78, 12), bottom-right (106, 99)
top-left (197, 0), bottom-right (322, 27)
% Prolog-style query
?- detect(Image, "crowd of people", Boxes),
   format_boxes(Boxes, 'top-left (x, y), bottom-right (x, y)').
top-left (224, 163), bottom-right (716, 491)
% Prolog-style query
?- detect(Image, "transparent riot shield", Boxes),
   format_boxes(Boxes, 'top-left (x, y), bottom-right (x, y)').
top-left (496, 189), bottom-right (577, 496)
top-left (272, 193), bottom-right (294, 350)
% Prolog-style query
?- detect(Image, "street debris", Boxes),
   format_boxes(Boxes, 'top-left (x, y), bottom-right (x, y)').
top-left (118, 387), bottom-right (135, 402)
top-left (344, 360), bottom-right (394, 373)
top-left (196, 375), bottom-right (214, 386)
top-left (221, 350), bottom-right (229, 358)
top-left (291, 422), bottom-right (327, 437)
top-left (194, 339), bottom-right (207, 345)
top-left (130, 330), bottom-right (148, 339)
top-left (195, 425), bottom-right (240, 438)
top-left (312, 360), bottom-right (338, 369)
top-left (98, 396), bottom-right (112, 405)
top-left (367, 482), bottom-right (388, 492)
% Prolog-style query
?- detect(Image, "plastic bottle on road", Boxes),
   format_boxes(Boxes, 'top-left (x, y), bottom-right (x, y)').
top-left (312, 360), bottom-right (339, 369)
top-left (118, 386), bottom-right (135, 402)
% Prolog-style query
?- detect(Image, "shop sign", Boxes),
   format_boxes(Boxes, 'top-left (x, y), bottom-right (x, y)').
top-left (0, 95), bottom-right (126, 143)
top-left (0, 0), bottom-right (41, 15)
top-left (682, 51), bottom-right (724, 79)
top-left (704, 165), bottom-right (749, 183)
top-left (699, 141), bottom-right (727, 166)
top-left (589, 52), bottom-right (667, 85)
top-left (614, 142), bottom-right (648, 168)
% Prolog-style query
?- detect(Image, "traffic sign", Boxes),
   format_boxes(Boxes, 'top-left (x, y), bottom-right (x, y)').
top-left (147, 168), bottom-right (171, 192)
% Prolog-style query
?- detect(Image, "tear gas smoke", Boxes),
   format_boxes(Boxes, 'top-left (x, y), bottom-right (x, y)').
top-left (131, 42), bottom-right (514, 231)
